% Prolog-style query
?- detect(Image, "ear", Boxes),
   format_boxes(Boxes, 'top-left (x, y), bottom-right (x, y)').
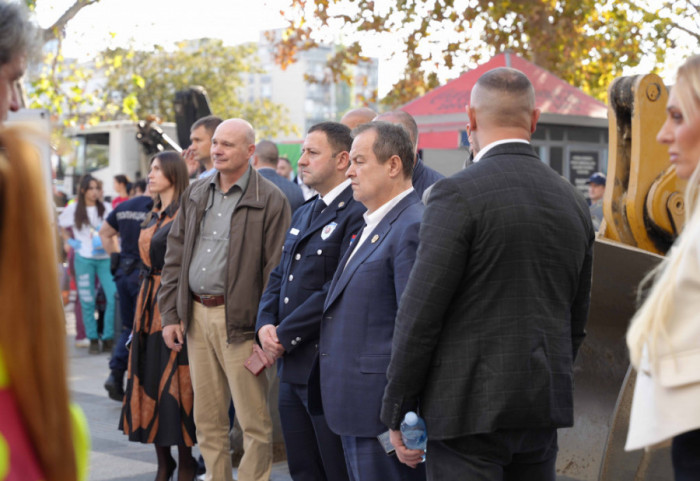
top-left (467, 106), bottom-right (477, 132)
top-left (335, 151), bottom-right (350, 171)
top-left (247, 143), bottom-right (256, 158)
top-left (387, 154), bottom-right (403, 178)
top-left (251, 154), bottom-right (260, 168)
top-left (530, 108), bottom-right (541, 134)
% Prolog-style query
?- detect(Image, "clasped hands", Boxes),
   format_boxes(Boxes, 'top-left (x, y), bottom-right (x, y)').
top-left (257, 324), bottom-right (285, 365)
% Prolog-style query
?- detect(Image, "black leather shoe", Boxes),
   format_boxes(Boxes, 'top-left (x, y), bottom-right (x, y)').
top-left (88, 339), bottom-right (100, 354)
top-left (104, 370), bottom-right (124, 402)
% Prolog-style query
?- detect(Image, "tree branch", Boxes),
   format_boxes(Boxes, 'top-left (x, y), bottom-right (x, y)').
top-left (42, 0), bottom-right (101, 44)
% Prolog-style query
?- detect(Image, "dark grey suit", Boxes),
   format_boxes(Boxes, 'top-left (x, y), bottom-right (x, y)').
top-left (381, 142), bottom-right (594, 478)
top-left (258, 167), bottom-right (305, 213)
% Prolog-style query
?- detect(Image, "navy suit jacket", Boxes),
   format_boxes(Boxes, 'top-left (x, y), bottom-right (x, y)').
top-left (256, 185), bottom-right (365, 384)
top-left (319, 191), bottom-right (424, 437)
top-left (412, 158), bottom-right (444, 200)
top-left (259, 167), bottom-right (305, 213)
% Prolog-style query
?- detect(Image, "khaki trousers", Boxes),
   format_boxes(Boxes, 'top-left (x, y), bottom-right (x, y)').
top-left (189, 302), bottom-right (273, 481)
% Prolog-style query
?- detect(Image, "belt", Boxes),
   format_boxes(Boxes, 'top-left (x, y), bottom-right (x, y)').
top-left (192, 293), bottom-right (225, 308)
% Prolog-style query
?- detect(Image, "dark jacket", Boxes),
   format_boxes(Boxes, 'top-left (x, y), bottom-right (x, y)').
top-left (412, 158), bottom-right (444, 200)
top-left (320, 192), bottom-right (424, 437)
top-left (258, 167), bottom-right (305, 213)
top-left (381, 143), bottom-right (595, 439)
top-left (256, 185), bottom-right (365, 384)
top-left (159, 168), bottom-right (291, 343)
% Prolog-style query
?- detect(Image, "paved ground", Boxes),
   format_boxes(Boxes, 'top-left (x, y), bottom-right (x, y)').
top-left (65, 305), bottom-right (292, 481)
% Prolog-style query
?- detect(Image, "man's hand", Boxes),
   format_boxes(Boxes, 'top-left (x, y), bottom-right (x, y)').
top-left (258, 324), bottom-right (285, 359)
top-left (253, 343), bottom-right (276, 368)
top-left (163, 322), bottom-right (184, 352)
top-left (389, 429), bottom-right (425, 468)
top-left (183, 147), bottom-right (200, 177)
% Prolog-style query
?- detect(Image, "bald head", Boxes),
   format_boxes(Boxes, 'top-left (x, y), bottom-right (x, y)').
top-left (374, 110), bottom-right (419, 157)
top-left (255, 139), bottom-right (279, 167)
top-left (340, 107), bottom-right (378, 130)
top-left (467, 68), bottom-right (539, 152)
top-left (211, 119), bottom-right (256, 180)
top-left (218, 118), bottom-right (255, 144)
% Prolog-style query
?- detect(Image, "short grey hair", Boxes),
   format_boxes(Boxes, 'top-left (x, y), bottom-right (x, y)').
top-left (0, 1), bottom-right (39, 66)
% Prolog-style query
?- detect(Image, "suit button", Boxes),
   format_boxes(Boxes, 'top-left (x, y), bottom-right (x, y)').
top-left (288, 274), bottom-right (294, 281)
top-left (284, 297), bottom-right (289, 304)
top-left (296, 336), bottom-right (301, 341)
top-left (317, 249), bottom-right (322, 255)
top-left (295, 254), bottom-right (301, 260)
top-left (291, 340), bottom-right (297, 346)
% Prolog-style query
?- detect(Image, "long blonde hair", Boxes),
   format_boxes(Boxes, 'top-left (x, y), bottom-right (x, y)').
top-left (0, 127), bottom-right (77, 480)
top-left (626, 54), bottom-right (700, 369)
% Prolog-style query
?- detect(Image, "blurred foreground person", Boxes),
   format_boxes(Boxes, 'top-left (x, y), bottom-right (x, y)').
top-left (0, 1), bottom-right (35, 124)
top-left (626, 54), bottom-right (700, 479)
top-left (119, 152), bottom-right (197, 481)
top-left (0, 127), bottom-right (89, 480)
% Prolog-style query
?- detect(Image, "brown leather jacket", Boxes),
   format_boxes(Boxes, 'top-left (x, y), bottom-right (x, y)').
top-left (159, 168), bottom-right (291, 343)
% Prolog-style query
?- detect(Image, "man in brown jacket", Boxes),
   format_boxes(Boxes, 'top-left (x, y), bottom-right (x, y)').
top-left (160, 118), bottom-right (291, 481)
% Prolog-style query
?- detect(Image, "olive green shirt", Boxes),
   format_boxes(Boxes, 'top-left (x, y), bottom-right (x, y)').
top-left (188, 167), bottom-right (251, 295)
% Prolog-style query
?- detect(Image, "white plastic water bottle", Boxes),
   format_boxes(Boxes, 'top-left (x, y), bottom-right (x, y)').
top-left (400, 411), bottom-right (427, 461)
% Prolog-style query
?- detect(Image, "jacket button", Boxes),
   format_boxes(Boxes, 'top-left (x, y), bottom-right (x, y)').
top-left (295, 254), bottom-right (301, 260)
top-left (284, 297), bottom-right (289, 304)
top-left (296, 336), bottom-right (301, 341)
top-left (288, 274), bottom-right (294, 281)
top-left (317, 249), bottom-right (322, 255)
top-left (291, 340), bottom-right (297, 346)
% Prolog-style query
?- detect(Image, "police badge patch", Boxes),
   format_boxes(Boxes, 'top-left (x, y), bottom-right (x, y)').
top-left (321, 222), bottom-right (338, 240)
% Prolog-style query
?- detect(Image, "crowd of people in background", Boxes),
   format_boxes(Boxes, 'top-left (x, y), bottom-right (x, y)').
top-left (4, 1), bottom-right (700, 480)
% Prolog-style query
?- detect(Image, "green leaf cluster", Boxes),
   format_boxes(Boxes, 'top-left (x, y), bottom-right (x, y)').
top-left (99, 39), bottom-right (297, 139)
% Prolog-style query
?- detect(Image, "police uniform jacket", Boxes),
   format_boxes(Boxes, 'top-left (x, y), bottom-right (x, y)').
top-left (256, 184), bottom-right (365, 384)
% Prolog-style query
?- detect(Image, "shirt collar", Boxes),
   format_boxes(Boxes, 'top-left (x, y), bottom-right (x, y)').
top-left (472, 139), bottom-right (529, 163)
top-left (210, 165), bottom-right (251, 194)
top-left (320, 178), bottom-right (351, 207)
top-left (363, 187), bottom-right (414, 227)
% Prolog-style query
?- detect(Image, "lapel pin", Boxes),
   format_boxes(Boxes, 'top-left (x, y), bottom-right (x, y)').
top-left (371, 234), bottom-right (379, 243)
top-left (338, 201), bottom-right (345, 207)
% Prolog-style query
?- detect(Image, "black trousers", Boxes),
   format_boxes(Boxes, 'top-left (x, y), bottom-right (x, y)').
top-left (672, 429), bottom-right (700, 481)
top-left (427, 428), bottom-right (557, 481)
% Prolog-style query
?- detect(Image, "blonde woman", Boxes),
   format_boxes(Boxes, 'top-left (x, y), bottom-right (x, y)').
top-left (626, 54), bottom-right (700, 478)
top-left (0, 127), bottom-right (88, 480)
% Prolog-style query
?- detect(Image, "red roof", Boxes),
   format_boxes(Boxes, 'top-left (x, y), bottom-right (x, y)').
top-left (401, 53), bottom-right (607, 118)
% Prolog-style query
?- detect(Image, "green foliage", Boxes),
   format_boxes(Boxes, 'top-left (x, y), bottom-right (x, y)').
top-left (274, 0), bottom-right (699, 106)
top-left (99, 39), bottom-right (297, 139)
top-left (28, 50), bottom-right (103, 127)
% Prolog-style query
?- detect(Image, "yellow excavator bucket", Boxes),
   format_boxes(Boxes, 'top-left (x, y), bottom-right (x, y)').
top-left (555, 73), bottom-right (684, 480)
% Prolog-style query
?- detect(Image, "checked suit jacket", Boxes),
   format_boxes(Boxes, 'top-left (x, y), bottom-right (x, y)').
top-left (319, 191), bottom-right (424, 437)
top-left (380, 142), bottom-right (595, 439)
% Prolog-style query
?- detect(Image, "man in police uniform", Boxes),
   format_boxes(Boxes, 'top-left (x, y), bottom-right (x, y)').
top-left (99, 189), bottom-right (153, 401)
top-left (257, 122), bottom-right (364, 480)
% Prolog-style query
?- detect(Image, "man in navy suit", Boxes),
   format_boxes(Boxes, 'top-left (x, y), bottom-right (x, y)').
top-left (374, 110), bottom-right (444, 199)
top-left (319, 122), bottom-right (426, 480)
top-left (381, 68), bottom-right (594, 480)
top-left (253, 139), bottom-right (305, 212)
top-left (257, 122), bottom-right (364, 480)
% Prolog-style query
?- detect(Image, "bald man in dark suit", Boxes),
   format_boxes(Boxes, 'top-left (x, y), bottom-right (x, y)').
top-left (382, 68), bottom-right (594, 481)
